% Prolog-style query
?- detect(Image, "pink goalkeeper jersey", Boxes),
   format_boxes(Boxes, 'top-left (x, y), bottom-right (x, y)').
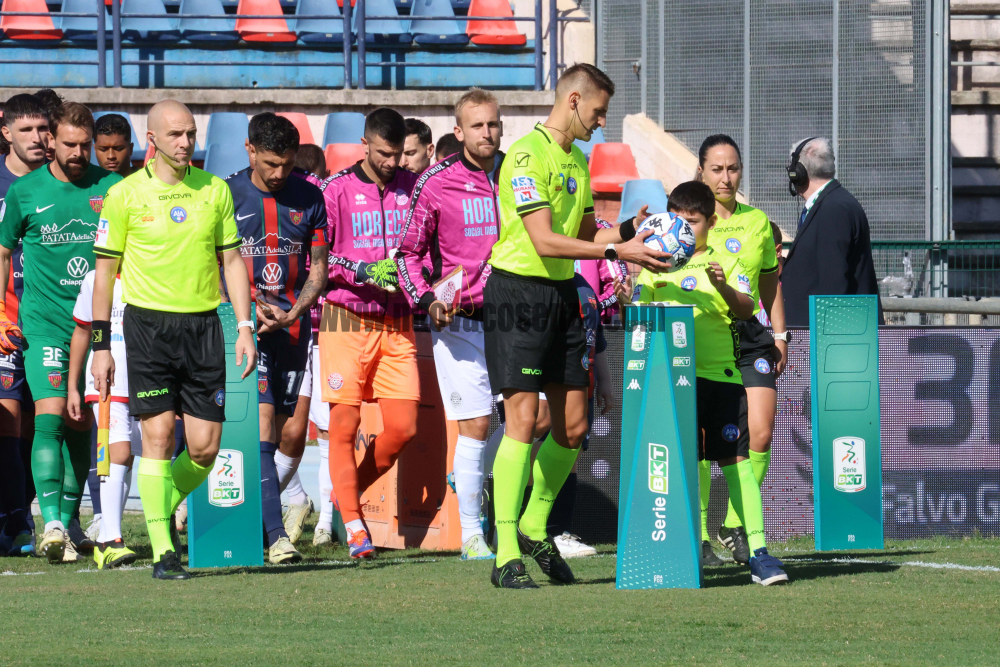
top-left (319, 163), bottom-right (419, 317)
top-left (395, 152), bottom-right (502, 316)
top-left (574, 219), bottom-right (628, 321)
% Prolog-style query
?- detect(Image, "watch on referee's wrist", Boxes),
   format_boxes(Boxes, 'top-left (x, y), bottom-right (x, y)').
top-left (237, 320), bottom-right (256, 333)
top-left (604, 243), bottom-right (618, 261)
top-left (773, 331), bottom-right (790, 343)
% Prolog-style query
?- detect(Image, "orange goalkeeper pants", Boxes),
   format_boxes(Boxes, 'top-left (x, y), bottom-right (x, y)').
top-left (328, 399), bottom-right (418, 523)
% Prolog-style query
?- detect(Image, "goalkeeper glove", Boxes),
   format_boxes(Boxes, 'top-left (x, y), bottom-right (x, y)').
top-left (355, 259), bottom-right (399, 293)
top-left (0, 303), bottom-right (22, 355)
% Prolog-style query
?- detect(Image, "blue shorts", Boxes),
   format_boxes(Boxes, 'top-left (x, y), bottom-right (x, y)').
top-left (0, 347), bottom-right (31, 403)
top-left (257, 327), bottom-right (310, 417)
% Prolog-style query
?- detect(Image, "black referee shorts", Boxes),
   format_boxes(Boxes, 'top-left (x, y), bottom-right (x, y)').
top-left (696, 377), bottom-right (750, 462)
top-left (736, 317), bottom-right (777, 390)
top-left (123, 305), bottom-right (227, 422)
top-left (483, 268), bottom-right (589, 393)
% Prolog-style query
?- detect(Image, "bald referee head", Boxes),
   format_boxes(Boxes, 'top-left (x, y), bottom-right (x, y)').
top-left (147, 100), bottom-right (197, 170)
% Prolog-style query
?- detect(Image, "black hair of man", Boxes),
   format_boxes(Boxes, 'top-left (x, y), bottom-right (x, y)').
top-left (3, 94), bottom-right (48, 129)
top-left (667, 181), bottom-right (716, 220)
top-left (435, 133), bottom-right (462, 160)
top-left (404, 118), bottom-right (432, 147)
top-left (294, 143), bottom-right (327, 178)
top-left (248, 112), bottom-right (300, 156)
top-left (32, 89), bottom-right (64, 117)
top-left (95, 113), bottom-right (132, 140)
top-left (364, 107), bottom-right (406, 145)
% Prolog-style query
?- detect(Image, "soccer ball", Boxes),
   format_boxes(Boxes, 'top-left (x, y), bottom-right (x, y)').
top-left (636, 212), bottom-right (697, 271)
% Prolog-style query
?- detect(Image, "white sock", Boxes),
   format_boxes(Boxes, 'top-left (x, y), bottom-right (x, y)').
top-left (99, 463), bottom-right (128, 543)
top-left (275, 451), bottom-right (306, 504)
top-left (44, 520), bottom-right (65, 533)
top-left (317, 438), bottom-right (333, 532)
top-left (122, 465), bottom-right (132, 514)
top-left (345, 519), bottom-right (365, 536)
top-left (453, 435), bottom-right (487, 543)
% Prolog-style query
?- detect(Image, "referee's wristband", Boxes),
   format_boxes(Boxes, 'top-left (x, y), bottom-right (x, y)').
top-left (92, 321), bottom-right (112, 351)
top-left (619, 217), bottom-right (637, 241)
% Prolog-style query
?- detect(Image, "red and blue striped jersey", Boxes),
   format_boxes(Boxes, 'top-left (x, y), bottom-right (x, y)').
top-left (225, 167), bottom-right (328, 342)
top-left (0, 155), bottom-right (24, 326)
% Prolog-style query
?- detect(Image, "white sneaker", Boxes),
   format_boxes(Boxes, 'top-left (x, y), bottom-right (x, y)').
top-left (283, 497), bottom-right (313, 544)
top-left (460, 534), bottom-right (495, 561)
top-left (62, 531), bottom-right (85, 563)
top-left (39, 528), bottom-right (65, 564)
top-left (268, 536), bottom-right (303, 565)
top-left (312, 527), bottom-right (334, 547)
top-left (85, 514), bottom-right (102, 543)
top-left (553, 532), bottom-right (597, 559)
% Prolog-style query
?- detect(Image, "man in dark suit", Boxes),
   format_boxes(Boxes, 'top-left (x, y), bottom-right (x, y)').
top-left (781, 137), bottom-right (883, 326)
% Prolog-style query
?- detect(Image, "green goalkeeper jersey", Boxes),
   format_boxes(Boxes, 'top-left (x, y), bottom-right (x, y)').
top-left (0, 163), bottom-right (122, 340)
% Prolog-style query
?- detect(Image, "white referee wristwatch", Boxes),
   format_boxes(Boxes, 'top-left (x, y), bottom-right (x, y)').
top-left (237, 320), bottom-right (256, 333)
top-left (773, 331), bottom-right (789, 342)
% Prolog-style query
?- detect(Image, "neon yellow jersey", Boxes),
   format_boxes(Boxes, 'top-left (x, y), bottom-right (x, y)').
top-left (94, 162), bottom-right (241, 313)
top-left (635, 248), bottom-right (752, 384)
top-left (491, 124), bottom-right (594, 280)
top-left (707, 202), bottom-right (777, 316)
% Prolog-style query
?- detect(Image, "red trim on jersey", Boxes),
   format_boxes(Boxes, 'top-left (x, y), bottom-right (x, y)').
top-left (85, 394), bottom-right (129, 404)
top-left (73, 317), bottom-right (92, 327)
top-left (5, 265), bottom-right (18, 323)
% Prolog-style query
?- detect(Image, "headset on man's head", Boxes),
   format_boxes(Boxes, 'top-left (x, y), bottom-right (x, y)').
top-left (787, 136), bottom-right (818, 197)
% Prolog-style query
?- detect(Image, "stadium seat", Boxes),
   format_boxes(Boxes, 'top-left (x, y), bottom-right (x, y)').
top-left (409, 0), bottom-right (468, 46)
top-left (121, 0), bottom-right (181, 42)
top-left (276, 112), bottom-right (315, 145)
top-left (204, 142), bottom-right (250, 177)
top-left (321, 112), bottom-right (366, 146)
top-left (466, 0), bottom-right (525, 46)
top-left (617, 179), bottom-right (668, 222)
top-left (1, 0), bottom-right (63, 40)
top-left (179, 0), bottom-right (238, 42)
top-left (324, 143), bottom-right (365, 175)
top-left (295, 0), bottom-right (348, 45)
top-left (143, 142), bottom-right (156, 166)
top-left (355, 0), bottom-right (412, 45)
top-left (205, 112), bottom-right (249, 151)
top-left (589, 143), bottom-right (640, 195)
top-left (573, 126), bottom-right (605, 160)
top-left (236, 0), bottom-right (296, 42)
top-left (93, 111), bottom-right (144, 150)
top-left (60, 0), bottom-right (112, 42)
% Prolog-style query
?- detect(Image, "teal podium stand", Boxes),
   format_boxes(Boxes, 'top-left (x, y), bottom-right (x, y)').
top-left (187, 304), bottom-right (263, 568)
top-left (617, 304), bottom-right (701, 590)
top-left (810, 295), bottom-right (883, 551)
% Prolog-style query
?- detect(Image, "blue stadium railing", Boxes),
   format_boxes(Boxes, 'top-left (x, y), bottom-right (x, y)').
top-left (0, 0), bottom-right (588, 90)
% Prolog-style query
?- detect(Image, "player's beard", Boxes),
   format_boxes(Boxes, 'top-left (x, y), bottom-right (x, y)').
top-left (13, 140), bottom-right (47, 168)
top-left (467, 141), bottom-right (497, 162)
top-left (59, 156), bottom-right (89, 179)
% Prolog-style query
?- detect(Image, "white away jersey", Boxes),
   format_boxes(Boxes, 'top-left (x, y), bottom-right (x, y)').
top-left (72, 270), bottom-right (128, 402)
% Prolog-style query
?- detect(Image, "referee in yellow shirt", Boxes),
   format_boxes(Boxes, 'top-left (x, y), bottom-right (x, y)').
top-left (90, 100), bottom-right (257, 580)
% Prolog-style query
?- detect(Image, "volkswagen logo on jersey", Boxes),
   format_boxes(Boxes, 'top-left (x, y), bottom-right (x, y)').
top-left (67, 256), bottom-right (89, 278)
top-left (681, 276), bottom-right (698, 291)
top-left (567, 176), bottom-right (578, 194)
top-left (725, 238), bottom-right (741, 253)
top-left (89, 195), bottom-right (104, 214)
top-left (170, 206), bottom-right (187, 223)
top-left (262, 263), bottom-right (283, 284)
top-left (722, 424), bottom-right (740, 442)
top-left (755, 358), bottom-right (772, 374)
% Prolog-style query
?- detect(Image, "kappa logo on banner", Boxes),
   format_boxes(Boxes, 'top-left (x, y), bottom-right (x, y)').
top-left (631, 324), bottom-right (646, 352)
top-left (672, 322), bottom-right (687, 348)
top-left (627, 360), bottom-right (645, 371)
top-left (648, 443), bottom-right (668, 494)
top-left (833, 437), bottom-right (867, 492)
top-left (675, 375), bottom-right (691, 387)
top-left (627, 378), bottom-right (641, 390)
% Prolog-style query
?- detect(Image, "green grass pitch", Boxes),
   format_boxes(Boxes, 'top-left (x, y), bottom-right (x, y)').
top-left (1, 515), bottom-right (998, 666)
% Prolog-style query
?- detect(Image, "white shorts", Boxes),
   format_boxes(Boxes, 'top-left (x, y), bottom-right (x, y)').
top-left (91, 401), bottom-right (142, 456)
top-left (301, 340), bottom-right (329, 432)
top-left (431, 321), bottom-right (493, 421)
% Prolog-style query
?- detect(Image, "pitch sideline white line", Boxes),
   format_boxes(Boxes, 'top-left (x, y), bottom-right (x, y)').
top-left (781, 556), bottom-right (1000, 572)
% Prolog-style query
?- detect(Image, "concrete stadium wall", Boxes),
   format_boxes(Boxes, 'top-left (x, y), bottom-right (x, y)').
top-left (0, 88), bottom-right (555, 155)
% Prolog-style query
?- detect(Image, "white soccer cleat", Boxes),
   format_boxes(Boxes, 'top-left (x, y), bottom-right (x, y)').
top-left (553, 532), bottom-right (597, 559)
top-left (268, 536), bottom-right (303, 565)
top-left (85, 514), bottom-right (102, 543)
top-left (460, 534), bottom-right (495, 561)
top-left (312, 527), bottom-right (334, 547)
top-left (62, 531), bottom-right (85, 563)
top-left (39, 528), bottom-right (65, 564)
top-left (283, 497), bottom-right (313, 544)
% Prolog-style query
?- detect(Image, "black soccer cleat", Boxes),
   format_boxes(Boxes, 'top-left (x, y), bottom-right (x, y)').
top-left (517, 529), bottom-right (575, 584)
top-left (152, 550), bottom-right (191, 580)
top-left (701, 540), bottom-right (725, 567)
top-left (717, 526), bottom-right (751, 566)
top-left (491, 559), bottom-right (539, 589)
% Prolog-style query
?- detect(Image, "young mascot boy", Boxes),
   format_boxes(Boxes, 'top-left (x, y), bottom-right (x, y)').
top-left (633, 181), bottom-right (788, 586)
